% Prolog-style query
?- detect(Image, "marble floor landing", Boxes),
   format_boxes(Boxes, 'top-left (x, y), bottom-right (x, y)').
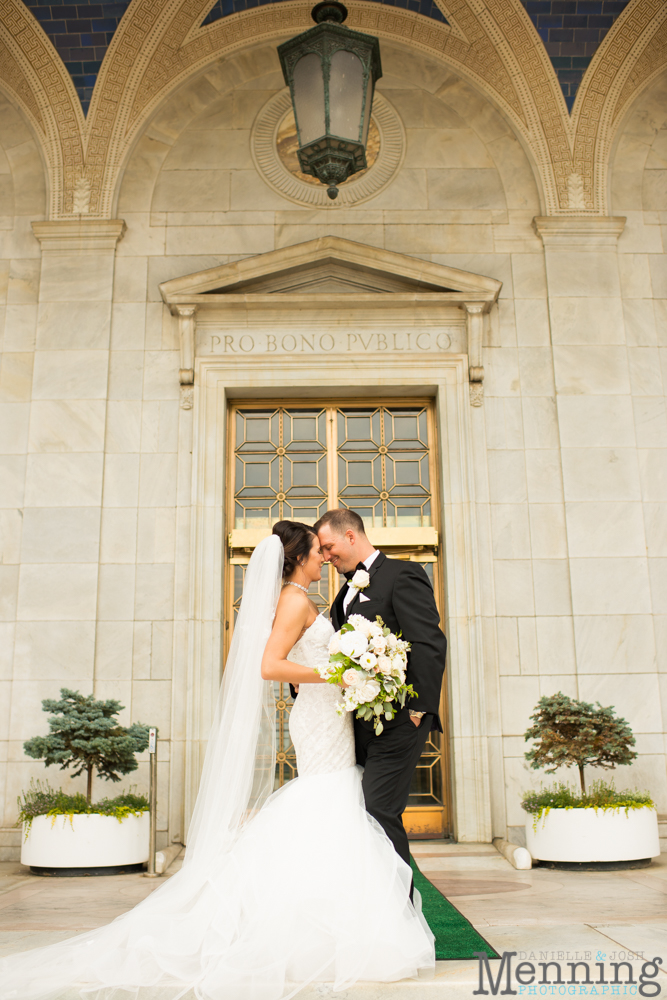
top-left (1, 842), bottom-right (665, 998)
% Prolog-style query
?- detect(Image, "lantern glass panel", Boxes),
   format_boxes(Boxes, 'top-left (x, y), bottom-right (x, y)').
top-left (293, 53), bottom-right (326, 144)
top-left (329, 49), bottom-right (364, 141)
top-left (360, 77), bottom-right (372, 145)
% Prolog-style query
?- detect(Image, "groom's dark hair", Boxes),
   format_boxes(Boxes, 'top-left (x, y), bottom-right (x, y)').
top-left (314, 508), bottom-right (366, 537)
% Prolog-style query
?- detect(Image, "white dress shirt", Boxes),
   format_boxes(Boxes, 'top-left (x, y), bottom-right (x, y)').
top-left (342, 549), bottom-right (380, 614)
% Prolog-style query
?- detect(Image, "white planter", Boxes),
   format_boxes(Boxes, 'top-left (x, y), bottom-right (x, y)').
top-left (21, 812), bottom-right (149, 869)
top-left (525, 806), bottom-right (660, 863)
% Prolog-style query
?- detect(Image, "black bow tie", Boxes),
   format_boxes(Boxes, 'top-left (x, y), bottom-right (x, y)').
top-left (344, 562), bottom-right (367, 581)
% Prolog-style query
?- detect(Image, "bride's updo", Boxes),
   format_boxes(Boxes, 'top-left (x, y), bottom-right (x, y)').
top-left (272, 520), bottom-right (317, 578)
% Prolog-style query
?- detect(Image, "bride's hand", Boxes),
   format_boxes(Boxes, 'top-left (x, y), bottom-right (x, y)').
top-left (293, 684), bottom-right (299, 694)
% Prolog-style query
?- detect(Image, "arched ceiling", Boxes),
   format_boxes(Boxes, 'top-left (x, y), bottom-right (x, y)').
top-left (0, 0), bottom-right (665, 219)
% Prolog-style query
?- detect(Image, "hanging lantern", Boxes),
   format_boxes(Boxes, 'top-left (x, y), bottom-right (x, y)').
top-left (278, 1), bottom-right (382, 200)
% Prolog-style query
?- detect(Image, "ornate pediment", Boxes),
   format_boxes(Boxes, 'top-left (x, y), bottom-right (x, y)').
top-left (159, 237), bottom-right (501, 407)
top-left (159, 236), bottom-right (501, 302)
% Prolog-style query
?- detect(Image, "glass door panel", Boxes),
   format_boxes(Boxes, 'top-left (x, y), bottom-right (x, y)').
top-left (337, 406), bottom-right (432, 528)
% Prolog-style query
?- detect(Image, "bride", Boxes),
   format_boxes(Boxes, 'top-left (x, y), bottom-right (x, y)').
top-left (0, 520), bottom-right (434, 1000)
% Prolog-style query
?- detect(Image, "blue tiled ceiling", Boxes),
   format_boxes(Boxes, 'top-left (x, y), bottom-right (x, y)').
top-left (519, 0), bottom-right (631, 112)
top-left (22, 0), bottom-right (131, 115)
top-left (202, 0), bottom-right (447, 27)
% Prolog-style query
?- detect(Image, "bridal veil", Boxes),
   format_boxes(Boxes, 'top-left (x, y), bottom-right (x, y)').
top-left (0, 535), bottom-right (285, 1000)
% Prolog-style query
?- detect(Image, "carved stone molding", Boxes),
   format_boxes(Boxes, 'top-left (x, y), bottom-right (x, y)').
top-left (532, 216), bottom-right (627, 250)
top-left (187, 352), bottom-right (493, 841)
top-left (0, 0), bottom-right (84, 218)
top-left (31, 219), bottom-right (126, 252)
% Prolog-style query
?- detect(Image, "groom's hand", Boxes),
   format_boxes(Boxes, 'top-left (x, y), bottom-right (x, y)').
top-left (410, 716), bottom-right (420, 726)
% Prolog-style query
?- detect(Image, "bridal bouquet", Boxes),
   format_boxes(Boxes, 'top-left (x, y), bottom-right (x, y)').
top-left (316, 614), bottom-right (416, 735)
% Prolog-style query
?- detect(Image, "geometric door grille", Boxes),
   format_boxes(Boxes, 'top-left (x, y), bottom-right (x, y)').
top-left (228, 400), bottom-right (445, 815)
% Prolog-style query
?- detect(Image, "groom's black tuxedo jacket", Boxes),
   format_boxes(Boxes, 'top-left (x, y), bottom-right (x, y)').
top-left (331, 552), bottom-right (447, 733)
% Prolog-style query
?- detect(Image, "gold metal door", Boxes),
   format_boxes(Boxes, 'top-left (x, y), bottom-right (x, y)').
top-left (226, 400), bottom-right (450, 836)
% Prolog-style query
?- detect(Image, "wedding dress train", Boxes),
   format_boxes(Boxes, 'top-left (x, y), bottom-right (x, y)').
top-left (0, 612), bottom-right (434, 1000)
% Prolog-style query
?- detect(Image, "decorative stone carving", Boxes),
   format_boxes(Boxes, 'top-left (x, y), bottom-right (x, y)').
top-left (170, 305), bottom-right (198, 386)
top-left (463, 301), bottom-right (486, 406)
top-left (566, 173), bottom-right (586, 210)
top-left (71, 175), bottom-right (92, 214)
top-left (469, 382), bottom-right (484, 407)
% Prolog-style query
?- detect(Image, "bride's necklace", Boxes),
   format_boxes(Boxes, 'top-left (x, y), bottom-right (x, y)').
top-left (285, 581), bottom-right (309, 594)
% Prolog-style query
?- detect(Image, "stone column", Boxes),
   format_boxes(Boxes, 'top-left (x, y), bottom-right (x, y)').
top-left (535, 216), bottom-right (662, 749)
top-left (14, 220), bottom-right (124, 803)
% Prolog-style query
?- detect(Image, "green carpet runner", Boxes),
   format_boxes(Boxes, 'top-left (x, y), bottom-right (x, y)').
top-left (410, 857), bottom-right (499, 961)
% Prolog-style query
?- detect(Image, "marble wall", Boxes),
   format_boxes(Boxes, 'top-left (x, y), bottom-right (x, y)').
top-left (0, 36), bottom-right (665, 856)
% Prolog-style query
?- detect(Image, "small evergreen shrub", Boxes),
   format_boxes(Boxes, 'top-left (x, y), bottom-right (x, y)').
top-left (523, 691), bottom-right (637, 794)
top-left (23, 689), bottom-right (151, 803)
top-left (521, 779), bottom-right (654, 826)
top-left (17, 779), bottom-right (149, 835)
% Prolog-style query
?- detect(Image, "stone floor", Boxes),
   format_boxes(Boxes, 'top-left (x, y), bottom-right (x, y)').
top-left (1, 842), bottom-right (666, 998)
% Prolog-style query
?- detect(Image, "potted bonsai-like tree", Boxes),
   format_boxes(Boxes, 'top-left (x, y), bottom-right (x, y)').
top-left (522, 692), bottom-right (660, 869)
top-left (18, 689), bottom-right (151, 875)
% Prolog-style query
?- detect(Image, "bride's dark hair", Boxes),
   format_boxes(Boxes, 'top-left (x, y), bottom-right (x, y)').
top-left (272, 520), bottom-right (317, 579)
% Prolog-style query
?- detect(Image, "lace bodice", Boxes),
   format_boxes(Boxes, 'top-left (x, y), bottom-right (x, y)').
top-left (288, 614), bottom-right (355, 777)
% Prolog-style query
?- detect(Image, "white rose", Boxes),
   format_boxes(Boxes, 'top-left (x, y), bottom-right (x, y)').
top-left (391, 653), bottom-right (406, 672)
top-left (357, 679), bottom-right (381, 703)
top-left (348, 615), bottom-right (373, 638)
top-left (342, 667), bottom-right (364, 688)
top-left (386, 633), bottom-right (398, 650)
top-left (351, 569), bottom-right (370, 590)
top-left (376, 655), bottom-right (392, 675)
top-left (370, 636), bottom-right (387, 655)
top-left (339, 630), bottom-right (368, 659)
top-left (328, 634), bottom-right (341, 655)
top-left (359, 651), bottom-right (377, 671)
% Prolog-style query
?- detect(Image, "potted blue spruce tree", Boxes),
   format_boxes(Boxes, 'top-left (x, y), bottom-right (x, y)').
top-left (521, 692), bottom-right (660, 869)
top-left (18, 689), bottom-right (151, 875)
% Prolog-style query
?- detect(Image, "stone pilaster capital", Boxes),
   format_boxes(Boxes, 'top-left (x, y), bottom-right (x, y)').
top-left (532, 216), bottom-right (626, 250)
top-left (31, 219), bottom-right (126, 252)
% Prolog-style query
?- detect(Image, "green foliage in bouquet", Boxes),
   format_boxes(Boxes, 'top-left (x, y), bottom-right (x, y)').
top-left (523, 691), bottom-right (637, 795)
top-left (17, 779), bottom-right (149, 836)
top-left (521, 779), bottom-right (653, 827)
top-left (23, 688), bottom-right (151, 804)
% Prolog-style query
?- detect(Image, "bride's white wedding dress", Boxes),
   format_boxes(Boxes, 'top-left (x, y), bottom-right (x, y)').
top-left (0, 611), bottom-right (434, 1000)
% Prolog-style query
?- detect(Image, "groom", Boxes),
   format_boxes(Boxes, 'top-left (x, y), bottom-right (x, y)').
top-left (313, 508), bottom-right (447, 870)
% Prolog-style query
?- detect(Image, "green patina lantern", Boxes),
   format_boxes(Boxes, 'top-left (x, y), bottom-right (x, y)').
top-left (278, 1), bottom-right (382, 200)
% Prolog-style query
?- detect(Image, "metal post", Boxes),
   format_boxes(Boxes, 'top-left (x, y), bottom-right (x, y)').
top-left (144, 727), bottom-right (158, 878)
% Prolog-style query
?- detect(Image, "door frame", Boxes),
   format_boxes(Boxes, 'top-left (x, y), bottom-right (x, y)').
top-left (178, 353), bottom-right (496, 845)
top-left (224, 396), bottom-right (448, 834)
